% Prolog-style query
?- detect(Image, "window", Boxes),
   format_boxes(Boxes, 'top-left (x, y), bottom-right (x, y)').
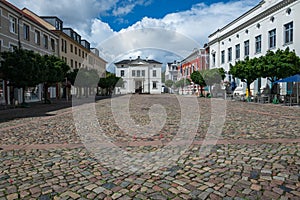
top-left (61, 39), bottom-right (64, 52)
top-left (132, 70), bottom-right (135, 77)
top-left (70, 44), bottom-right (73, 53)
top-left (153, 82), bottom-right (157, 89)
top-left (43, 34), bottom-right (48, 49)
top-left (228, 47), bottom-right (232, 62)
top-left (137, 70), bottom-right (140, 77)
top-left (269, 29), bottom-right (276, 49)
top-left (235, 44), bottom-right (240, 60)
top-left (23, 24), bottom-right (30, 41)
top-left (82, 51), bottom-right (85, 58)
top-left (284, 22), bottom-right (293, 44)
top-left (255, 35), bottom-right (262, 53)
top-left (221, 50), bottom-right (225, 64)
top-left (75, 47), bottom-right (77, 55)
top-left (64, 40), bottom-right (67, 53)
top-left (212, 53), bottom-right (216, 66)
top-left (9, 16), bottom-right (17, 33)
top-left (34, 30), bottom-right (40, 45)
top-left (75, 61), bottom-right (77, 69)
top-left (142, 70), bottom-right (145, 77)
top-left (79, 49), bottom-right (81, 57)
top-left (10, 44), bottom-right (17, 52)
top-left (51, 38), bottom-right (55, 51)
top-left (120, 70), bottom-right (125, 77)
top-left (152, 70), bottom-right (157, 77)
top-left (71, 59), bottom-right (74, 68)
top-left (244, 40), bottom-right (249, 57)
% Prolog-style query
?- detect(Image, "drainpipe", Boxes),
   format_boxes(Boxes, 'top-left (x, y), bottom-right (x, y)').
top-left (17, 14), bottom-right (23, 49)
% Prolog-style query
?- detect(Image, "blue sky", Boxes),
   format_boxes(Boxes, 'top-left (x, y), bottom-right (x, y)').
top-left (8, 0), bottom-right (260, 69)
top-left (100, 0), bottom-right (228, 31)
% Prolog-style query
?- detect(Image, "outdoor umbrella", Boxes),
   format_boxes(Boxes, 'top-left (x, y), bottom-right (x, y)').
top-left (275, 74), bottom-right (300, 104)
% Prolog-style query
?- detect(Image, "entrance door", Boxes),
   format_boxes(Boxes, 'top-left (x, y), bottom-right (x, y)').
top-left (135, 81), bottom-right (142, 93)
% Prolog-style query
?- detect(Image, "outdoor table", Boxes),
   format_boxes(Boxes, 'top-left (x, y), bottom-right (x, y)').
top-left (257, 95), bottom-right (270, 103)
top-left (283, 95), bottom-right (298, 106)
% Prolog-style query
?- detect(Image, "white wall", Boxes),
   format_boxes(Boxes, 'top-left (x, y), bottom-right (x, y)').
top-left (208, 0), bottom-right (300, 95)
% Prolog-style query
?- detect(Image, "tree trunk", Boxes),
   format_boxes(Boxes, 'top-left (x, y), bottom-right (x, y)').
top-left (22, 86), bottom-right (26, 104)
top-left (44, 83), bottom-right (48, 104)
top-left (247, 83), bottom-right (251, 97)
top-left (200, 86), bottom-right (204, 97)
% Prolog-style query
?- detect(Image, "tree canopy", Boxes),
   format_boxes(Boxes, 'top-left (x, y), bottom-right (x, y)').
top-left (0, 49), bottom-right (70, 103)
top-left (230, 57), bottom-right (261, 97)
top-left (259, 47), bottom-right (300, 83)
top-left (98, 72), bottom-right (123, 96)
top-left (164, 80), bottom-right (174, 88)
top-left (175, 78), bottom-right (191, 95)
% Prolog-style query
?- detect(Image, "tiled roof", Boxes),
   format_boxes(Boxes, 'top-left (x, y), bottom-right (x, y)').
top-left (115, 57), bottom-right (162, 65)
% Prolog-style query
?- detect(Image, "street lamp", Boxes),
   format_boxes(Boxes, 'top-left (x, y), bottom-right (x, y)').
top-left (65, 77), bottom-right (68, 102)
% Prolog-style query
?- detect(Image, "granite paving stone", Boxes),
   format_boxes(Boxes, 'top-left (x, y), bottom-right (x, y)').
top-left (0, 96), bottom-right (299, 199)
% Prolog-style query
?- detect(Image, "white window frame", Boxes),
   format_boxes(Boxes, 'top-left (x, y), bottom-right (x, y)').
top-left (284, 21), bottom-right (293, 44)
top-left (235, 44), bottom-right (240, 60)
top-left (9, 15), bottom-right (17, 34)
top-left (23, 23), bottom-right (30, 41)
top-left (244, 40), bottom-right (249, 57)
top-left (269, 29), bottom-right (276, 49)
top-left (255, 35), bottom-right (262, 54)
top-left (221, 50), bottom-right (225, 64)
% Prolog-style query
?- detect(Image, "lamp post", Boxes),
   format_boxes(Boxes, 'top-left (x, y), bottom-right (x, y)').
top-left (65, 77), bottom-right (68, 102)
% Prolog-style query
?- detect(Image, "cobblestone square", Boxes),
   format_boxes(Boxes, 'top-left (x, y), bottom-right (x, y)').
top-left (0, 95), bottom-right (300, 199)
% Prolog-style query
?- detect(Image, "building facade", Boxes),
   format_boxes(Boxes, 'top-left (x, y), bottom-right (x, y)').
top-left (176, 47), bottom-right (209, 95)
top-left (0, 1), bottom-right (107, 105)
top-left (0, 0), bottom-right (59, 105)
top-left (208, 0), bottom-right (300, 95)
top-left (115, 56), bottom-right (162, 94)
top-left (23, 9), bottom-right (106, 75)
top-left (165, 61), bottom-right (179, 82)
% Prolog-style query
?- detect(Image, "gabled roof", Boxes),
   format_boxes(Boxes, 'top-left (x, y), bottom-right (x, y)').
top-left (115, 56), bottom-right (162, 65)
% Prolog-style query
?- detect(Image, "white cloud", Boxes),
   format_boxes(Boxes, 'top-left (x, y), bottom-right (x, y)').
top-left (123, 0), bottom-right (261, 45)
top-left (7, 0), bottom-right (261, 71)
top-left (113, 4), bottom-right (135, 16)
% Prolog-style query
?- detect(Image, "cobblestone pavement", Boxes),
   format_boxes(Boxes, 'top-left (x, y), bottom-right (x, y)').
top-left (0, 95), bottom-right (300, 199)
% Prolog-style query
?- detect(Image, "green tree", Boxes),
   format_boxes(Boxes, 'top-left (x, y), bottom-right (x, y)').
top-left (259, 47), bottom-right (300, 94)
top-left (203, 68), bottom-right (225, 86)
top-left (230, 57), bottom-right (260, 98)
top-left (0, 49), bottom-right (42, 104)
top-left (190, 71), bottom-right (206, 97)
top-left (66, 69), bottom-right (79, 86)
top-left (175, 78), bottom-right (191, 95)
top-left (165, 79), bottom-right (174, 88)
top-left (74, 68), bottom-right (100, 97)
top-left (98, 72), bottom-right (122, 96)
top-left (41, 55), bottom-right (70, 103)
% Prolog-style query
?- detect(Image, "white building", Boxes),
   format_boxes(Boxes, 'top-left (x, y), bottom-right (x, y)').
top-left (115, 56), bottom-right (162, 94)
top-left (165, 61), bottom-right (179, 82)
top-left (208, 0), bottom-right (300, 95)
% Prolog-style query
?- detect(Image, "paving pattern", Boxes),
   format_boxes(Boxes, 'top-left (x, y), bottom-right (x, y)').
top-left (0, 95), bottom-right (300, 200)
